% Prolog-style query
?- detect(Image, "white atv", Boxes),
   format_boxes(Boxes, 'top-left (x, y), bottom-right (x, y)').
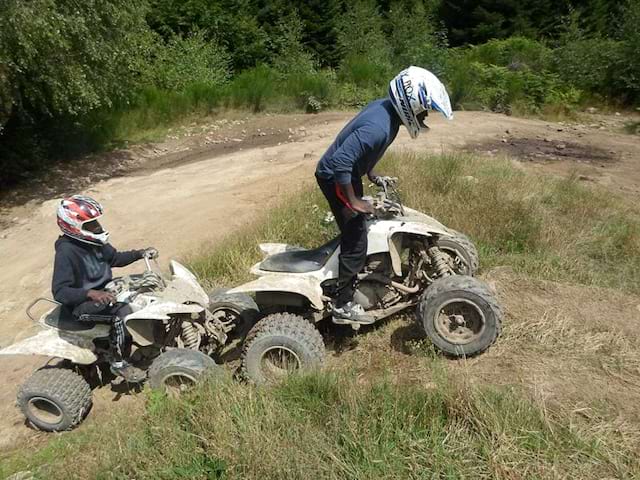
top-left (230, 179), bottom-right (503, 384)
top-left (0, 256), bottom-right (253, 432)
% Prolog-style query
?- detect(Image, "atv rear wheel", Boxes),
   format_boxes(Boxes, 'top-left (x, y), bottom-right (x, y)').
top-left (438, 232), bottom-right (479, 276)
top-left (209, 291), bottom-right (259, 337)
top-left (417, 275), bottom-right (502, 357)
top-left (241, 313), bottom-right (325, 385)
top-left (148, 349), bottom-right (223, 396)
top-left (17, 366), bottom-right (92, 432)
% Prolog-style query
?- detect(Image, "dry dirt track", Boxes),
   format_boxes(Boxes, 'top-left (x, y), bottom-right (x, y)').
top-left (0, 110), bottom-right (639, 449)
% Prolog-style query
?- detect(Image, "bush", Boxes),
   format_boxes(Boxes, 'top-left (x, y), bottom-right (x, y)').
top-left (227, 65), bottom-right (278, 112)
top-left (445, 56), bottom-right (580, 114)
top-left (553, 38), bottom-right (624, 97)
top-left (619, 0), bottom-right (640, 103)
top-left (146, 31), bottom-right (230, 92)
top-left (283, 71), bottom-right (334, 112)
top-left (466, 37), bottom-right (552, 72)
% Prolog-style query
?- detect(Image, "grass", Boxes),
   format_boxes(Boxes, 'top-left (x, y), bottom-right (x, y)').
top-left (189, 151), bottom-right (640, 294)
top-left (2, 370), bottom-right (639, 479)
top-left (624, 120), bottom-right (640, 135)
top-left (3, 151), bottom-right (640, 479)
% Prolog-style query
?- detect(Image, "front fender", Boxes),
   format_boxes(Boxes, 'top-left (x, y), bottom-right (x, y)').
top-left (387, 222), bottom-right (453, 276)
top-left (126, 301), bottom-right (204, 321)
top-left (228, 275), bottom-right (325, 311)
top-left (0, 329), bottom-right (99, 364)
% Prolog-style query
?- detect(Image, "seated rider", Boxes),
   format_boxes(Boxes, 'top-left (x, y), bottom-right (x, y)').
top-left (315, 66), bottom-right (453, 325)
top-left (52, 195), bottom-right (157, 383)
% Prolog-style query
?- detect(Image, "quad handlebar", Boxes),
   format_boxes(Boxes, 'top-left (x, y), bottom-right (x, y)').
top-left (370, 177), bottom-right (405, 218)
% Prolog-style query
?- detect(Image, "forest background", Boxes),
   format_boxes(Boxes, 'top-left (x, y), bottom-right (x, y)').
top-left (1, 0), bottom-right (639, 187)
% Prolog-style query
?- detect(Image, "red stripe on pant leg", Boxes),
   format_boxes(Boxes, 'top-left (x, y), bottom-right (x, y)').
top-left (335, 184), bottom-right (355, 211)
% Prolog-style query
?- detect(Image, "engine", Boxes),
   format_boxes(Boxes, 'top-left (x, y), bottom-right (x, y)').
top-left (353, 254), bottom-right (401, 310)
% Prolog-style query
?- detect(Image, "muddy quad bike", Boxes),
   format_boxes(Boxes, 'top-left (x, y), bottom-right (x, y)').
top-left (227, 178), bottom-right (503, 384)
top-left (0, 255), bottom-right (249, 432)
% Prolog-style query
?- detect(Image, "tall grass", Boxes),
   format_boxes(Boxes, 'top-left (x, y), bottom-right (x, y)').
top-left (3, 371), bottom-right (638, 479)
top-left (189, 152), bottom-right (640, 294)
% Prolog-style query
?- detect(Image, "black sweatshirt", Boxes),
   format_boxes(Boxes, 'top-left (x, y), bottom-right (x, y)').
top-left (52, 235), bottom-right (143, 307)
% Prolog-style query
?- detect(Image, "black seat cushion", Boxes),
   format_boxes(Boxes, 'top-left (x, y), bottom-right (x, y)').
top-left (44, 306), bottom-right (97, 331)
top-left (259, 237), bottom-right (340, 273)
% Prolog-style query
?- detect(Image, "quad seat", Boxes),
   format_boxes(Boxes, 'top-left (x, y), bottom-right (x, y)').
top-left (44, 305), bottom-right (97, 331)
top-left (259, 237), bottom-right (340, 273)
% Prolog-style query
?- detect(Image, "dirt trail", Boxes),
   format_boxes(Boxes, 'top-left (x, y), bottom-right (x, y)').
top-left (1, 110), bottom-right (639, 449)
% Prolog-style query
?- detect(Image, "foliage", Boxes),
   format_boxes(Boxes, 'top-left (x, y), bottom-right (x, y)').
top-left (226, 65), bottom-right (278, 113)
top-left (383, 0), bottom-right (449, 78)
top-left (553, 38), bottom-right (624, 97)
top-left (0, 0), bottom-right (151, 119)
top-left (465, 37), bottom-right (552, 72)
top-left (145, 31), bottom-right (230, 92)
top-left (618, 0), bottom-right (640, 102)
top-left (269, 11), bottom-right (317, 75)
top-left (2, 0), bottom-right (640, 188)
top-left (336, 0), bottom-right (392, 74)
top-left (147, 0), bottom-right (270, 71)
top-left (437, 0), bottom-right (572, 46)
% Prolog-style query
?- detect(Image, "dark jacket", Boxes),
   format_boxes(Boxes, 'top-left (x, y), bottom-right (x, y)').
top-left (315, 98), bottom-right (400, 184)
top-left (52, 235), bottom-right (142, 307)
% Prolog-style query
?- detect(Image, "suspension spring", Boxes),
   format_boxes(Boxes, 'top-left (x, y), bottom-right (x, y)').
top-left (180, 321), bottom-right (201, 350)
top-left (428, 246), bottom-right (452, 278)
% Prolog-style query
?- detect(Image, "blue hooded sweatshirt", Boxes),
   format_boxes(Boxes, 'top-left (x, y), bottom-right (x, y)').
top-left (315, 98), bottom-right (400, 184)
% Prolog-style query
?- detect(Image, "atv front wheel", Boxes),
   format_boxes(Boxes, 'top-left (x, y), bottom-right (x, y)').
top-left (17, 366), bottom-right (92, 432)
top-left (148, 349), bottom-right (224, 396)
top-left (417, 275), bottom-right (502, 357)
top-left (438, 232), bottom-right (479, 276)
top-left (241, 313), bottom-right (325, 385)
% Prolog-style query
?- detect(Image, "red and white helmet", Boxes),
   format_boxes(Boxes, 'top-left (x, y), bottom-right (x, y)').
top-left (389, 66), bottom-right (453, 139)
top-left (56, 195), bottom-right (110, 245)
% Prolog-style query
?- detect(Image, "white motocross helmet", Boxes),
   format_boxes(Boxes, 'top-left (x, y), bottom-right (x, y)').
top-left (56, 195), bottom-right (110, 245)
top-left (389, 66), bottom-right (453, 139)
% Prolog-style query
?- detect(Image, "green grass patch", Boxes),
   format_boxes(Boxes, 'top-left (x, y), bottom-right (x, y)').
top-left (624, 121), bottom-right (640, 135)
top-left (189, 152), bottom-right (640, 294)
top-left (3, 372), bottom-right (638, 479)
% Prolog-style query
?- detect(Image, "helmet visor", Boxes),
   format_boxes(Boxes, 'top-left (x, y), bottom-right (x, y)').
top-left (83, 219), bottom-right (104, 234)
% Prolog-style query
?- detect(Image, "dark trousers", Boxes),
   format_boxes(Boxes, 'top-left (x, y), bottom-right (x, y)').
top-left (316, 175), bottom-right (368, 307)
top-left (73, 301), bottom-right (132, 362)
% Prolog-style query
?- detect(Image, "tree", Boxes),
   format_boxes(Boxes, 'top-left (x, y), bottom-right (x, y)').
top-left (387, 0), bottom-right (445, 71)
top-left (147, 0), bottom-right (269, 70)
top-left (619, 0), bottom-right (640, 102)
top-left (336, 0), bottom-right (391, 65)
top-left (438, 0), bottom-right (573, 46)
top-left (294, 0), bottom-right (343, 67)
top-left (0, 0), bottom-right (157, 185)
top-left (0, 0), bottom-right (152, 121)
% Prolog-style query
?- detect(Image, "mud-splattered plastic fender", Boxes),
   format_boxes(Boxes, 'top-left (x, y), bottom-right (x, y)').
top-left (228, 274), bottom-right (325, 311)
top-left (0, 329), bottom-right (101, 364)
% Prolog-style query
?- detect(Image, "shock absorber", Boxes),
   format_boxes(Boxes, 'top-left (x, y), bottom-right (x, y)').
top-left (180, 321), bottom-right (201, 350)
top-left (428, 246), bottom-right (452, 278)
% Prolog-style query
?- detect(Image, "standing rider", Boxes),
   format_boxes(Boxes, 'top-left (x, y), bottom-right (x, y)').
top-left (315, 66), bottom-right (453, 325)
top-left (53, 195), bottom-right (157, 383)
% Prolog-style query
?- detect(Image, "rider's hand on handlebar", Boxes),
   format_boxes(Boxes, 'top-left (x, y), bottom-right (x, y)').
top-left (141, 247), bottom-right (159, 260)
top-left (87, 289), bottom-right (116, 305)
top-left (352, 199), bottom-right (375, 214)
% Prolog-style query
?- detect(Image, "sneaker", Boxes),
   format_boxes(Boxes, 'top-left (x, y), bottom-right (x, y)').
top-left (110, 361), bottom-right (147, 383)
top-left (332, 301), bottom-right (375, 325)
